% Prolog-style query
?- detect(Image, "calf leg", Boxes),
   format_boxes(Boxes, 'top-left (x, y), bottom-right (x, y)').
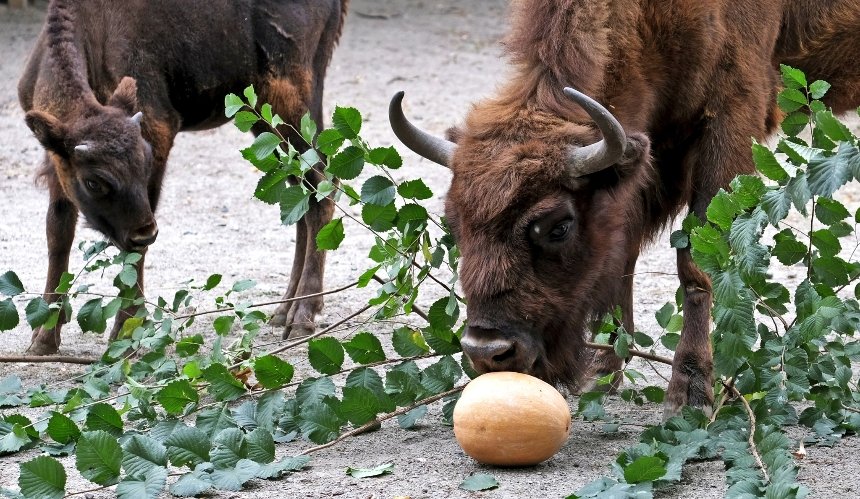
top-left (108, 252), bottom-right (146, 343)
top-left (27, 175), bottom-right (77, 355)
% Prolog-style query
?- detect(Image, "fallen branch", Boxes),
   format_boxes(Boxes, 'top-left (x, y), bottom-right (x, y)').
top-left (301, 385), bottom-right (465, 455)
top-left (0, 355), bottom-right (97, 365)
top-left (724, 381), bottom-right (769, 484)
top-left (584, 341), bottom-right (673, 366)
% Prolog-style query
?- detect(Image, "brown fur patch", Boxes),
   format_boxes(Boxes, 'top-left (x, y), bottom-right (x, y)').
top-left (260, 67), bottom-right (313, 129)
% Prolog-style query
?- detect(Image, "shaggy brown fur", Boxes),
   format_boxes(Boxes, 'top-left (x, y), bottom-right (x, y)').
top-left (422, 0), bottom-right (860, 417)
top-left (19, 0), bottom-right (349, 355)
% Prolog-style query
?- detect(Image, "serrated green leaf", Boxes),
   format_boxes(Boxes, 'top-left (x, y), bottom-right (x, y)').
top-left (296, 377), bottom-right (336, 406)
top-left (316, 218), bottom-right (345, 250)
top-left (343, 332), bottom-right (386, 364)
top-left (420, 356), bottom-right (461, 394)
top-left (307, 337), bottom-right (345, 375)
top-left (316, 128), bottom-right (344, 156)
top-left (0, 271), bottom-right (24, 297)
top-left (752, 143), bottom-right (788, 182)
top-left (361, 203), bottom-right (397, 232)
top-left (19, 456), bottom-right (66, 499)
top-left (115, 467), bottom-right (166, 499)
top-left (246, 428), bottom-right (276, 464)
top-left (298, 402), bottom-right (342, 444)
top-left (243, 85), bottom-right (257, 109)
top-left (202, 364), bottom-right (246, 402)
top-left (84, 403), bottom-right (123, 436)
top-left (361, 176), bottom-right (396, 206)
top-left (169, 467), bottom-right (213, 497)
top-left (253, 355), bottom-right (294, 389)
top-left (233, 111), bottom-right (259, 133)
top-left (46, 412), bottom-right (79, 444)
top-left (340, 386), bottom-right (381, 426)
top-left (815, 110), bottom-right (851, 143)
top-left (77, 298), bottom-right (106, 333)
top-left (23, 297), bottom-right (50, 329)
top-left (669, 230), bottom-right (688, 249)
top-left (332, 106), bottom-right (361, 138)
top-left (397, 404), bottom-right (427, 429)
top-left (781, 111), bottom-right (809, 136)
top-left (392, 327), bottom-right (430, 356)
top-left (809, 80), bottom-right (831, 100)
top-left (279, 185), bottom-right (311, 226)
top-left (117, 264), bottom-right (138, 287)
top-left (300, 112), bottom-right (317, 144)
top-left (224, 94), bottom-right (244, 117)
top-left (197, 406), bottom-right (238, 438)
top-left (210, 459), bottom-right (259, 491)
top-left (328, 146), bottom-right (365, 180)
top-left (122, 435), bottom-right (167, 477)
top-left (623, 455), bottom-right (667, 484)
top-left (346, 462), bottom-right (393, 479)
top-left (460, 473), bottom-right (499, 491)
top-left (367, 146), bottom-right (402, 169)
top-left (75, 430), bottom-right (122, 485)
top-left (156, 380), bottom-right (199, 415)
top-left (397, 178), bottom-right (433, 200)
top-left (706, 190), bottom-right (740, 230)
top-left (777, 88), bottom-right (807, 113)
top-left (211, 428), bottom-right (247, 469)
top-left (0, 299), bottom-right (20, 331)
top-left (780, 65), bottom-right (807, 90)
top-left (0, 422), bottom-right (31, 454)
top-left (165, 426), bottom-right (210, 468)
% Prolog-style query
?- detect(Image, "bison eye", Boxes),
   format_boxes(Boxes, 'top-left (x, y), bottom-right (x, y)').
top-left (84, 178), bottom-right (107, 196)
top-left (549, 221), bottom-right (571, 242)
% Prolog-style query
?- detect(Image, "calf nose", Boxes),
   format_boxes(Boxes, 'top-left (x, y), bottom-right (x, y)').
top-left (461, 326), bottom-right (524, 373)
top-left (129, 221), bottom-right (159, 248)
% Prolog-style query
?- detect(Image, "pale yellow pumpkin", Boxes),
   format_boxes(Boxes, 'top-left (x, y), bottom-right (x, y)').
top-left (453, 371), bottom-right (571, 466)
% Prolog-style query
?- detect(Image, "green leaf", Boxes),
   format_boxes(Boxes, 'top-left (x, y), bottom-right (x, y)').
top-left (396, 203), bottom-right (429, 233)
top-left (246, 428), bottom-right (276, 464)
top-left (122, 435), bottom-right (167, 477)
top-left (777, 88), bottom-right (807, 113)
top-left (780, 65), bottom-right (807, 90)
top-left (233, 111), bottom-right (259, 133)
top-left (76, 430), bottom-right (122, 485)
top-left (203, 273), bottom-right (222, 291)
top-left (0, 422), bottom-right (31, 454)
top-left (255, 455), bottom-right (310, 479)
top-left (253, 355), bottom-right (294, 389)
top-left (815, 110), bottom-right (852, 143)
top-left (339, 386), bottom-right (381, 426)
top-left (752, 142), bottom-right (788, 182)
top-left (211, 428), bottom-right (247, 469)
top-left (0, 299), bottom-right (19, 331)
top-left (24, 297), bottom-right (50, 328)
top-left (781, 112), bottom-right (809, 136)
top-left (300, 112), bottom-right (317, 144)
top-left (811, 229), bottom-right (841, 257)
top-left (316, 218), bottom-right (345, 250)
top-left (156, 380), bottom-right (199, 415)
top-left (196, 405), bottom-right (236, 437)
top-left (809, 80), bottom-right (831, 100)
top-left (170, 467), bottom-right (213, 497)
top-left (815, 197), bottom-right (850, 225)
top-left (19, 456), bottom-right (66, 499)
top-left (307, 337), bottom-right (345, 375)
top-left (84, 403), bottom-right (123, 436)
top-left (642, 386), bottom-right (665, 403)
top-left (397, 405), bottom-right (427, 429)
top-left (213, 315), bottom-right (235, 336)
top-left (0, 271), bottom-right (24, 296)
top-left (117, 264), bottom-right (138, 287)
top-left (243, 85), bottom-right (257, 109)
top-left (420, 356), bottom-right (462, 394)
top-left (346, 462), bottom-right (394, 478)
top-left (367, 146), bottom-right (403, 168)
top-left (296, 377), bottom-right (336, 406)
top-left (460, 473), bottom-right (500, 491)
top-left (46, 412), bottom-right (79, 444)
top-left (669, 230), bottom-right (688, 249)
top-left (361, 203), bottom-right (397, 232)
top-left (254, 169), bottom-right (288, 204)
top-left (224, 93), bottom-right (244, 117)
top-left (807, 149), bottom-right (853, 197)
top-left (202, 364), bottom-right (247, 402)
top-left (343, 332), bottom-right (386, 364)
top-left (316, 128), bottom-right (344, 156)
top-left (392, 327), bottom-right (430, 356)
top-left (165, 426), bottom-right (210, 468)
top-left (397, 179), bottom-right (433, 200)
top-left (115, 467), bottom-right (167, 499)
top-left (706, 190), bottom-right (740, 230)
top-left (773, 230), bottom-right (807, 266)
top-left (623, 455), bottom-right (667, 484)
top-left (176, 334), bottom-right (204, 357)
top-left (210, 459), bottom-right (260, 491)
top-left (332, 106), bottom-right (362, 138)
top-left (77, 298), bottom-right (106, 333)
top-left (298, 402), bottom-right (342, 444)
top-left (655, 303), bottom-right (674, 329)
top-left (328, 145), bottom-right (366, 181)
top-left (361, 176), bottom-right (397, 206)
top-left (279, 185), bottom-right (311, 226)
top-left (249, 132), bottom-right (281, 161)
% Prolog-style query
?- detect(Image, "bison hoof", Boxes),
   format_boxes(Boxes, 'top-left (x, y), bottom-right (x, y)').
top-left (269, 312), bottom-right (288, 327)
top-left (26, 329), bottom-right (60, 356)
top-left (283, 321), bottom-right (315, 340)
top-left (663, 370), bottom-right (714, 421)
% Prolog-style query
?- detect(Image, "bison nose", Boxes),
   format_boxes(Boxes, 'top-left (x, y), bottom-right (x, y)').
top-left (461, 326), bottom-right (529, 374)
top-left (128, 221), bottom-right (159, 248)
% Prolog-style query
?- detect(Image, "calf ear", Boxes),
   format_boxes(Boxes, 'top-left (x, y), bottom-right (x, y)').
top-left (108, 76), bottom-right (139, 115)
top-left (25, 110), bottom-right (68, 154)
top-left (445, 126), bottom-right (464, 144)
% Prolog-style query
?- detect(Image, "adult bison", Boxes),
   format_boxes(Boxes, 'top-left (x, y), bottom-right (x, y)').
top-left (19, 0), bottom-right (348, 354)
top-left (391, 0), bottom-right (860, 417)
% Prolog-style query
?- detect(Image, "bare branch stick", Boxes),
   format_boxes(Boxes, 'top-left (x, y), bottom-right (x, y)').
top-left (0, 355), bottom-right (97, 365)
top-left (584, 341), bottom-right (673, 365)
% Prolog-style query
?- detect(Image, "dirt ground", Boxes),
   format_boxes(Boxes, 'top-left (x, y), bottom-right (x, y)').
top-left (1, 1), bottom-right (859, 498)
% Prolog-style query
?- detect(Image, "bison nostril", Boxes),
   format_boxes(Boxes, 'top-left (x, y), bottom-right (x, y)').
top-left (492, 343), bottom-right (516, 364)
top-left (129, 221), bottom-right (159, 247)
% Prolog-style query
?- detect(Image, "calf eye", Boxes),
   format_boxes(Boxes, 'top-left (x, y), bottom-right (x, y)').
top-left (84, 179), bottom-right (106, 195)
top-left (549, 221), bottom-right (571, 242)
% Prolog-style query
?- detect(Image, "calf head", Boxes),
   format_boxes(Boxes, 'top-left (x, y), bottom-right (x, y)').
top-left (25, 77), bottom-right (158, 252)
top-left (390, 88), bottom-right (651, 389)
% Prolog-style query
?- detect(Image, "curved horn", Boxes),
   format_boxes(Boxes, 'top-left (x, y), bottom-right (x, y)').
top-left (130, 111), bottom-right (143, 125)
top-left (389, 91), bottom-right (455, 168)
top-left (563, 87), bottom-right (626, 178)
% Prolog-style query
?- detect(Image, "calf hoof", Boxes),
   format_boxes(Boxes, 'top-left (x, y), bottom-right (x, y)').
top-left (26, 328), bottom-right (60, 355)
top-left (269, 311), bottom-right (288, 327)
top-left (662, 369), bottom-right (714, 421)
top-left (283, 321), bottom-right (315, 340)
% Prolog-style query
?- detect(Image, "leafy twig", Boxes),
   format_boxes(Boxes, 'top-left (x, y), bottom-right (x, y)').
top-left (584, 341), bottom-right (673, 365)
top-left (723, 381), bottom-right (769, 484)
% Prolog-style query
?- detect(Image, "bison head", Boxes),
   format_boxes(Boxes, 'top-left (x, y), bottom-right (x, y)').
top-left (25, 77), bottom-right (158, 252)
top-left (390, 88), bottom-right (651, 389)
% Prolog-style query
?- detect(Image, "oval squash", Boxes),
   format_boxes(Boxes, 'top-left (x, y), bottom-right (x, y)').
top-left (453, 371), bottom-right (571, 466)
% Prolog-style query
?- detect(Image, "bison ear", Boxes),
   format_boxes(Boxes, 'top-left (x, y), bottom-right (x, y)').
top-left (108, 76), bottom-right (139, 115)
top-left (25, 110), bottom-right (68, 154)
top-left (615, 132), bottom-right (651, 175)
top-left (445, 126), bottom-right (464, 144)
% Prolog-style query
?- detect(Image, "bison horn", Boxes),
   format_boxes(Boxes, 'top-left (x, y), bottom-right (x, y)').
top-left (563, 87), bottom-right (627, 178)
top-left (74, 143), bottom-right (90, 154)
top-left (389, 91), bottom-right (455, 168)
top-left (130, 111), bottom-right (143, 125)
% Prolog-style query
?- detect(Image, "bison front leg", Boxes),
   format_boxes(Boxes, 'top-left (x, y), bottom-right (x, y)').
top-left (663, 246), bottom-right (714, 419)
top-left (27, 185), bottom-right (77, 355)
top-left (108, 252), bottom-right (146, 344)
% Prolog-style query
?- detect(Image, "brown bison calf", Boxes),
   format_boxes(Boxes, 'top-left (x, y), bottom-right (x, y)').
top-left (18, 0), bottom-right (348, 354)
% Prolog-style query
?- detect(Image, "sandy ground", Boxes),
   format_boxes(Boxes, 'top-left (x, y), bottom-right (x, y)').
top-left (1, 1), bottom-right (859, 497)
